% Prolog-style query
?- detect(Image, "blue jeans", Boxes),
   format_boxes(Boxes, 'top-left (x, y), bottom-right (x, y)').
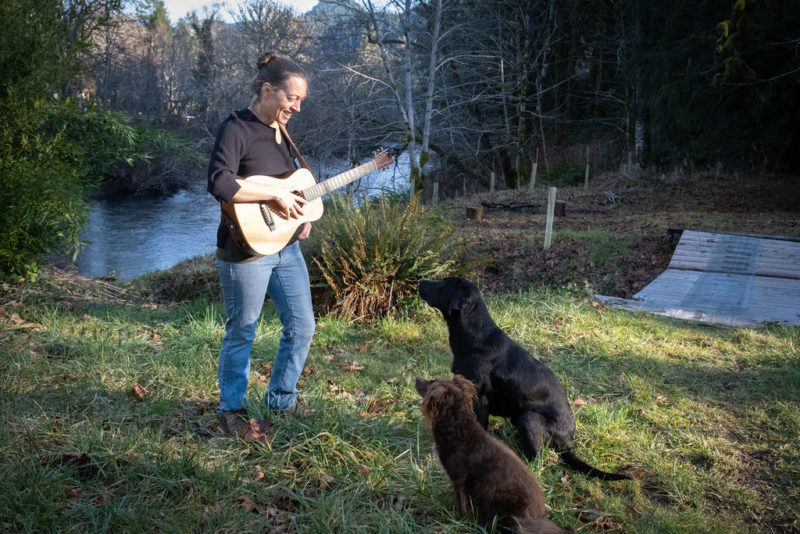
top-left (215, 242), bottom-right (315, 413)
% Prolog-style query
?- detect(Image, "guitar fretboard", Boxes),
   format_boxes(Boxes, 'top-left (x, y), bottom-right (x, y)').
top-left (302, 160), bottom-right (379, 200)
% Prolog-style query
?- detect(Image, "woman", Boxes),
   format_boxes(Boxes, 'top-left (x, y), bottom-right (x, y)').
top-left (207, 51), bottom-right (315, 436)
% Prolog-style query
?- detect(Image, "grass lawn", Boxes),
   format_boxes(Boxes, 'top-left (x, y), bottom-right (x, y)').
top-left (1, 271), bottom-right (798, 533)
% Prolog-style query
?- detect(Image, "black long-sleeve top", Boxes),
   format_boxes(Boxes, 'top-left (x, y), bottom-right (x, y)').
top-left (207, 108), bottom-right (297, 261)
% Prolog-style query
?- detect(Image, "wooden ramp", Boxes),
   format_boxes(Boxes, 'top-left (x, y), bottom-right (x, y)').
top-left (597, 230), bottom-right (800, 327)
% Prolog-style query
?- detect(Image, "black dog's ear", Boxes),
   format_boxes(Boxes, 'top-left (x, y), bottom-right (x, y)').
top-left (447, 281), bottom-right (475, 315)
top-left (447, 292), bottom-right (465, 313)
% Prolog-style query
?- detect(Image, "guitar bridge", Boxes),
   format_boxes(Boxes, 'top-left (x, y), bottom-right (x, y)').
top-left (259, 202), bottom-right (276, 231)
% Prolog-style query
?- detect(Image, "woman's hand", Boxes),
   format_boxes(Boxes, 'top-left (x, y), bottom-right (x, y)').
top-left (297, 222), bottom-right (312, 240)
top-left (272, 189), bottom-right (307, 219)
top-left (232, 178), bottom-right (307, 219)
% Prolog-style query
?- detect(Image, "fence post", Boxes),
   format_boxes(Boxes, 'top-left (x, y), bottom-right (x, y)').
top-left (584, 145), bottom-right (590, 190)
top-left (489, 172), bottom-right (496, 193)
top-left (544, 186), bottom-right (556, 250)
top-left (432, 181), bottom-right (439, 205)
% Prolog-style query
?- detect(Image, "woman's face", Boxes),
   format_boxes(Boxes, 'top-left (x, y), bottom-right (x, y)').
top-left (259, 75), bottom-right (307, 126)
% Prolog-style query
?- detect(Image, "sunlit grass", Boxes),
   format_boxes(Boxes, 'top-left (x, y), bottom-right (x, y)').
top-left (1, 276), bottom-right (798, 532)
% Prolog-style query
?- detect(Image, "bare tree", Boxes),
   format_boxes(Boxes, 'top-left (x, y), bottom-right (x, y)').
top-left (231, 0), bottom-right (310, 59)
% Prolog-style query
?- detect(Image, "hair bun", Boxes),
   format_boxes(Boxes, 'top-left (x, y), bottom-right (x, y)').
top-left (256, 52), bottom-right (279, 68)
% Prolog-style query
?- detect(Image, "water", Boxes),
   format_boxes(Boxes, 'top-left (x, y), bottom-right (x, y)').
top-left (75, 185), bottom-right (219, 280)
top-left (76, 154), bottom-right (411, 280)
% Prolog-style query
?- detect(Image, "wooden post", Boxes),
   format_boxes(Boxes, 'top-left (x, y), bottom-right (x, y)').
top-left (432, 181), bottom-right (439, 205)
top-left (465, 205), bottom-right (483, 222)
top-left (530, 147), bottom-right (538, 190)
top-left (584, 145), bottom-right (590, 190)
top-left (544, 187), bottom-right (556, 250)
top-left (489, 171), bottom-right (496, 193)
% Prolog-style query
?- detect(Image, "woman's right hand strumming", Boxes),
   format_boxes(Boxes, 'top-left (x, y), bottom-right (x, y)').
top-left (272, 189), bottom-right (306, 219)
top-left (233, 178), bottom-right (307, 219)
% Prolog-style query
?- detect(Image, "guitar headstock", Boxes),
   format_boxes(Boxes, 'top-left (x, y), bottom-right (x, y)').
top-left (372, 148), bottom-right (393, 171)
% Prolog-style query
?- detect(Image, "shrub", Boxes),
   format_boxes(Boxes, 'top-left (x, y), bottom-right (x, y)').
top-left (304, 193), bottom-right (465, 321)
top-left (132, 254), bottom-right (220, 304)
top-left (546, 161), bottom-right (584, 186)
top-left (0, 97), bottom-right (197, 281)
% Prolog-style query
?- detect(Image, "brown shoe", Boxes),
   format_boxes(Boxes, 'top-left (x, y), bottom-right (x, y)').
top-left (280, 400), bottom-right (315, 419)
top-left (217, 409), bottom-right (247, 436)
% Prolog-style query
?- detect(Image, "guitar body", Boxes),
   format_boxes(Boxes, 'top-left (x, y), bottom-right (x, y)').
top-left (220, 168), bottom-right (323, 256)
top-left (219, 149), bottom-right (392, 256)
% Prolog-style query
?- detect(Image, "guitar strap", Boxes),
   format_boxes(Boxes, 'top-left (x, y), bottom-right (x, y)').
top-left (279, 123), bottom-right (312, 173)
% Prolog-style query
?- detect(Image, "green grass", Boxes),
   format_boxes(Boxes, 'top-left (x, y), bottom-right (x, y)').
top-left (551, 229), bottom-right (634, 265)
top-left (1, 274), bottom-right (798, 533)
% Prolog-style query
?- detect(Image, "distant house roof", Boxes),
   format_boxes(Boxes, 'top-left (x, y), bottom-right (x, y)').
top-left (597, 230), bottom-right (800, 328)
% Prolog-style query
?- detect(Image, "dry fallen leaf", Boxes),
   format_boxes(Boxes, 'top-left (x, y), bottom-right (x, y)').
top-left (238, 495), bottom-right (258, 513)
top-left (264, 506), bottom-right (282, 518)
top-left (318, 474), bottom-right (335, 490)
top-left (132, 383), bottom-right (148, 401)
top-left (592, 515), bottom-right (624, 531)
top-left (240, 418), bottom-right (275, 444)
top-left (337, 360), bottom-right (364, 372)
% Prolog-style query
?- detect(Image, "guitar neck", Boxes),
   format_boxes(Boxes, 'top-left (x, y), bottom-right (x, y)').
top-left (302, 160), bottom-right (379, 200)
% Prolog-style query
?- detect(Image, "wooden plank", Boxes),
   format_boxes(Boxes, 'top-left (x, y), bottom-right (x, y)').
top-left (667, 227), bottom-right (800, 243)
top-left (600, 230), bottom-right (800, 326)
top-left (629, 269), bottom-right (800, 326)
top-left (669, 230), bottom-right (800, 279)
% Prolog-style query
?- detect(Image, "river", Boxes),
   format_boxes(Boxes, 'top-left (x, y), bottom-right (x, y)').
top-left (75, 154), bottom-right (411, 280)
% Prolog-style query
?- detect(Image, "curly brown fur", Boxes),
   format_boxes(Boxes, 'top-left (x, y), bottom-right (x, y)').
top-left (416, 375), bottom-right (571, 534)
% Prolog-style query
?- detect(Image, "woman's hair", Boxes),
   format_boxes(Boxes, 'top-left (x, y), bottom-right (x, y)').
top-left (250, 52), bottom-right (306, 95)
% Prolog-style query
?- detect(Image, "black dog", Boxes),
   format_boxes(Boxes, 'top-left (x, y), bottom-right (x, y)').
top-left (418, 277), bottom-right (630, 481)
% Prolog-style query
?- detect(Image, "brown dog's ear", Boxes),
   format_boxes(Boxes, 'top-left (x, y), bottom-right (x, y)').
top-left (421, 384), bottom-right (447, 421)
top-left (452, 374), bottom-right (477, 403)
top-left (415, 377), bottom-right (431, 397)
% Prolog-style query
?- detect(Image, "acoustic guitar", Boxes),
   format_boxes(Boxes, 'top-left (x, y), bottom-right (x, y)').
top-left (220, 149), bottom-right (393, 256)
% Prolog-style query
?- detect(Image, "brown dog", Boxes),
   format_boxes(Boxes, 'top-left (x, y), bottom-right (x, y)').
top-left (416, 375), bottom-right (571, 534)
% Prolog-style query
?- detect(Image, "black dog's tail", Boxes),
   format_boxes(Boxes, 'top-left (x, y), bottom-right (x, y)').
top-left (559, 450), bottom-right (631, 481)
